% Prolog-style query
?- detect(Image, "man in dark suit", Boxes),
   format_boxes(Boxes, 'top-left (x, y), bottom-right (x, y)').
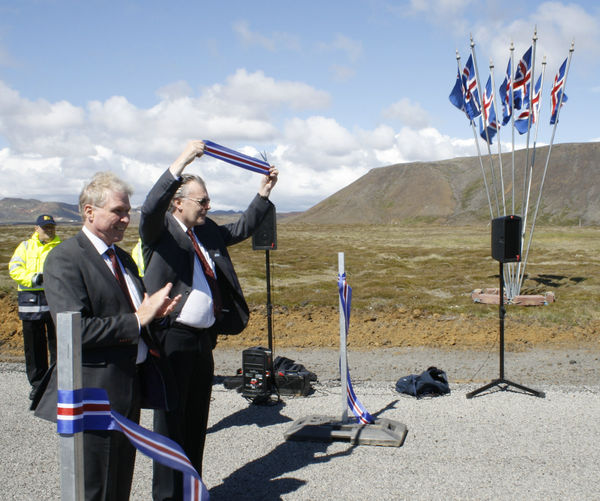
top-left (140, 140), bottom-right (278, 500)
top-left (34, 171), bottom-right (181, 501)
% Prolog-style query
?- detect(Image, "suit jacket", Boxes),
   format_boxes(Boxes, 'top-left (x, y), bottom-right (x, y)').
top-left (140, 169), bottom-right (273, 336)
top-left (32, 231), bottom-right (170, 420)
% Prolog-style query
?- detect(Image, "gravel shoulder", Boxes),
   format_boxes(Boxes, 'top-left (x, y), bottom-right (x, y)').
top-left (2, 346), bottom-right (599, 500)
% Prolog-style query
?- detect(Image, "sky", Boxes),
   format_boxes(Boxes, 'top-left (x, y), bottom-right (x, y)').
top-left (0, 0), bottom-right (598, 212)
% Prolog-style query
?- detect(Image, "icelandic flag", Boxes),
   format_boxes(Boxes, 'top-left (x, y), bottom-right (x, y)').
top-left (499, 59), bottom-right (512, 125)
top-left (337, 273), bottom-right (374, 425)
top-left (550, 58), bottom-right (568, 125)
top-left (461, 55), bottom-right (481, 120)
top-left (514, 74), bottom-right (542, 135)
top-left (512, 46), bottom-right (532, 111)
top-left (479, 76), bottom-right (499, 143)
top-left (530, 75), bottom-right (542, 125)
top-left (202, 140), bottom-right (271, 175)
top-left (449, 63), bottom-right (467, 116)
top-left (57, 388), bottom-right (209, 501)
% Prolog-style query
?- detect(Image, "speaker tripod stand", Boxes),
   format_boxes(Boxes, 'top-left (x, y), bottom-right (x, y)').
top-left (466, 261), bottom-right (545, 399)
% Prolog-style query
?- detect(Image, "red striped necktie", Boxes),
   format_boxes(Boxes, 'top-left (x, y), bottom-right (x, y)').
top-left (106, 247), bottom-right (135, 311)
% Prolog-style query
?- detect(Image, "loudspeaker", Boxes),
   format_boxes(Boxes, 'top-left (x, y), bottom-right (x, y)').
top-left (252, 204), bottom-right (277, 250)
top-left (491, 215), bottom-right (522, 262)
top-left (241, 346), bottom-right (272, 398)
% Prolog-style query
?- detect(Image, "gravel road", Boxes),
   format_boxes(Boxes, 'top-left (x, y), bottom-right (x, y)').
top-left (1, 346), bottom-right (599, 500)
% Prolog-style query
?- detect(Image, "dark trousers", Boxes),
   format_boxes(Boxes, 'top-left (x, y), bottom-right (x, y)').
top-left (22, 315), bottom-right (56, 390)
top-left (152, 324), bottom-right (214, 501)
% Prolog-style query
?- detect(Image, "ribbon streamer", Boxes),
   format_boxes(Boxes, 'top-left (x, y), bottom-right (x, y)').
top-left (58, 388), bottom-right (209, 501)
top-left (203, 140), bottom-right (270, 175)
top-left (337, 274), bottom-right (375, 424)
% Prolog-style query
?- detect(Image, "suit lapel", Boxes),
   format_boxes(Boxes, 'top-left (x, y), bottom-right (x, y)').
top-left (75, 231), bottom-right (135, 307)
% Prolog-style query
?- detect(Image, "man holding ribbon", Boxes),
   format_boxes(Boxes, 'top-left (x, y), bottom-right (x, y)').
top-left (140, 140), bottom-right (278, 501)
top-left (33, 171), bottom-right (181, 501)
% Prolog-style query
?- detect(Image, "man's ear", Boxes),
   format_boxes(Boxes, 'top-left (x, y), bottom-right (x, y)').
top-left (83, 204), bottom-right (94, 222)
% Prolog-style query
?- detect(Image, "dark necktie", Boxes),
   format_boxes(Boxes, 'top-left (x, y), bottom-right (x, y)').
top-left (106, 247), bottom-right (135, 312)
top-left (106, 247), bottom-right (159, 356)
top-left (186, 229), bottom-right (223, 318)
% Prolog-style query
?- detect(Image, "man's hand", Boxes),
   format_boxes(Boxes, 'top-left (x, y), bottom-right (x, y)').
top-left (136, 283), bottom-right (181, 327)
top-left (169, 140), bottom-right (205, 178)
top-left (258, 166), bottom-right (279, 198)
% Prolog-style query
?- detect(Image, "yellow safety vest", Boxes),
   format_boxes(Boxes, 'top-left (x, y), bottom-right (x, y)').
top-left (8, 232), bottom-right (61, 292)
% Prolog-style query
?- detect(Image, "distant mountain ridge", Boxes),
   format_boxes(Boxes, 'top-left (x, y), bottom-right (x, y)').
top-left (0, 199), bottom-right (245, 225)
top-left (0, 198), bottom-right (80, 224)
top-left (2, 142), bottom-right (598, 226)
top-left (293, 142), bottom-right (600, 225)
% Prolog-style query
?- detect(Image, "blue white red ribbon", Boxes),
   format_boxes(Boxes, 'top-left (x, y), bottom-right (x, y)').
top-left (57, 388), bottom-right (209, 501)
top-left (337, 273), bottom-right (375, 425)
top-left (203, 140), bottom-right (271, 175)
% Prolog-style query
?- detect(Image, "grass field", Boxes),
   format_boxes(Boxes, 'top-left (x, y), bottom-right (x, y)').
top-left (2, 221), bottom-right (599, 330)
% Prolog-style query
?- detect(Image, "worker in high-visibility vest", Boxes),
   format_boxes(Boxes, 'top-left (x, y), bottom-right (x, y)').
top-left (8, 214), bottom-right (61, 398)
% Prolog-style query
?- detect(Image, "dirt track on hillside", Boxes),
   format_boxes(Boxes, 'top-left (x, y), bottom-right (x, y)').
top-left (1, 292), bottom-right (597, 360)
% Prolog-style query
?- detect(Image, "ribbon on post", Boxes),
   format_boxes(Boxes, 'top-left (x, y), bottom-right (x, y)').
top-left (202, 140), bottom-right (271, 175)
top-left (337, 273), bottom-right (375, 425)
top-left (57, 387), bottom-right (209, 501)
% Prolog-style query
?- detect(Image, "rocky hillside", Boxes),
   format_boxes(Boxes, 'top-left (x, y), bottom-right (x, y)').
top-left (294, 142), bottom-right (600, 225)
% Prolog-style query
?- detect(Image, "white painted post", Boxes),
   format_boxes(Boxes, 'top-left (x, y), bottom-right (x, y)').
top-left (338, 253), bottom-right (348, 423)
top-left (57, 312), bottom-right (84, 501)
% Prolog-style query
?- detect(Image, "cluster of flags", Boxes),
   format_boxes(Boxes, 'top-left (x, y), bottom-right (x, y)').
top-left (449, 46), bottom-right (569, 144)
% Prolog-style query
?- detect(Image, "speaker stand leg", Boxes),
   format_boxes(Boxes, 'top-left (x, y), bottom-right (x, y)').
top-left (466, 262), bottom-right (545, 399)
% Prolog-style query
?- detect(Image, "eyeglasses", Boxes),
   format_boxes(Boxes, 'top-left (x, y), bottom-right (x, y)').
top-left (183, 197), bottom-right (210, 207)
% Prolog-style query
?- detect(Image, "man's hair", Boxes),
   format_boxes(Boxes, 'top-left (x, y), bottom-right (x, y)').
top-left (79, 172), bottom-right (133, 219)
top-left (169, 174), bottom-right (207, 212)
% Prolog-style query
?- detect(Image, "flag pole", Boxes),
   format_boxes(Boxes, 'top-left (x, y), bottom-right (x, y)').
top-left (514, 28), bottom-right (539, 299)
top-left (509, 42), bottom-right (516, 215)
top-left (520, 43), bottom-right (574, 292)
top-left (516, 57), bottom-right (547, 295)
top-left (471, 35), bottom-right (500, 217)
top-left (489, 59), bottom-right (506, 217)
top-left (338, 252), bottom-right (349, 424)
top-left (489, 58), bottom-right (515, 293)
top-left (456, 49), bottom-right (494, 219)
top-left (520, 29), bottom-right (538, 222)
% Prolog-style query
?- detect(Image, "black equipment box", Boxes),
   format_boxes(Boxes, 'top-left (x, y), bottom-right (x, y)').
top-left (275, 371), bottom-right (312, 396)
top-left (242, 347), bottom-right (273, 398)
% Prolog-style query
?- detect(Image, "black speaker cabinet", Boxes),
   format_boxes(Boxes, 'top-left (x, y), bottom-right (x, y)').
top-left (242, 346), bottom-right (272, 398)
top-left (491, 215), bottom-right (522, 263)
top-left (252, 204), bottom-right (277, 250)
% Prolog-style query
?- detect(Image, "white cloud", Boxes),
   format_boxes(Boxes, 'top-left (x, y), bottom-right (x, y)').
top-left (0, 70), bottom-right (482, 211)
top-left (472, 2), bottom-right (598, 71)
top-left (233, 20), bottom-right (301, 52)
top-left (330, 64), bottom-right (356, 82)
top-left (382, 98), bottom-right (431, 128)
top-left (319, 34), bottom-right (364, 63)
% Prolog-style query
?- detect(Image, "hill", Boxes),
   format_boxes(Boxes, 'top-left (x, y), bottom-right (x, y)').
top-left (294, 142), bottom-right (600, 225)
top-left (0, 198), bottom-right (80, 224)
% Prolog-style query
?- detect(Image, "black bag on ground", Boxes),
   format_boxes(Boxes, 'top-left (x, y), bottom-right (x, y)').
top-left (395, 366), bottom-right (450, 398)
top-left (273, 356), bottom-right (317, 396)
